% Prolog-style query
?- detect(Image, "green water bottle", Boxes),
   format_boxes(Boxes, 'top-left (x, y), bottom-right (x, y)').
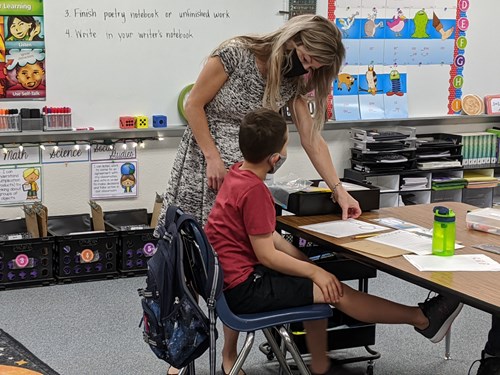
top-left (432, 206), bottom-right (456, 256)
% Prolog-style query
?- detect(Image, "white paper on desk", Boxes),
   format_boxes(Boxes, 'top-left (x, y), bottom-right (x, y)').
top-left (403, 254), bottom-right (500, 272)
top-left (366, 230), bottom-right (435, 255)
top-left (299, 219), bottom-right (387, 238)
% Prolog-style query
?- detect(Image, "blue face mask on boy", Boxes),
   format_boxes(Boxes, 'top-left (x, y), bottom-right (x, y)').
top-left (268, 153), bottom-right (287, 174)
top-left (283, 49), bottom-right (308, 78)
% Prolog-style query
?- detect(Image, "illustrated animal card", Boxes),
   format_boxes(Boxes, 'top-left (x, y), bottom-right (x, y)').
top-left (407, 6), bottom-right (456, 65)
top-left (384, 6), bottom-right (411, 65)
top-left (335, 5), bottom-right (361, 66)
top-left (332, 67), bottom-right (361, 121)
top-left (359, 5), bottom-right (386, 66)
top-left (382, 65), bottom-right (408, 119)
top-left (358, 64), bottom-right (385, 119)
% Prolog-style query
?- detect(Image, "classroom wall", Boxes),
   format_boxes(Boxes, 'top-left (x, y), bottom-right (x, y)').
top-left (1, 0), bottom-right (499, 219)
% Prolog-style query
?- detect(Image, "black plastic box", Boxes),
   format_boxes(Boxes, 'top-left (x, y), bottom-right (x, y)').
top-left (103, 209), bottom-right (158, 276)
top-left (0, 218), bottom-right (55, 289)
top-left (48, 214), bottom-right (118, 282)
top-left (283, 178), bottom-right (380, 216)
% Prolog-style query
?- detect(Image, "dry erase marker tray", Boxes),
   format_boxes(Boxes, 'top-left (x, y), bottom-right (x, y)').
top-left (43, 107), bottom-right (72, 131)
top-left (0, 110), bottom-right (20, 132)
top-left (283, 178), bottom-right (380, 216)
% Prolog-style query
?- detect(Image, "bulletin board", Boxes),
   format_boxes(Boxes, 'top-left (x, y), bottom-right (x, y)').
top-left (1, 0), bottom-right (497, 129)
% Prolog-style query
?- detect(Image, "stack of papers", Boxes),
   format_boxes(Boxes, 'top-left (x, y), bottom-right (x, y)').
top-left (463, 171), bottom-right (499, 189)
top-left (431, 176), bottom-right (467, 191)
top-left (400, 177), bottom-right (428, 191)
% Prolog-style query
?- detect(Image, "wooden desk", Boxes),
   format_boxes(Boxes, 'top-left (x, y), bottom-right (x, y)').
top-left (277, 201), bottom-right (500, 315)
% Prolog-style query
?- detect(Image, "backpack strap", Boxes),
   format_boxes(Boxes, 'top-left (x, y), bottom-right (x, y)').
top-left (176, 214), bottom-right (222, 375)
top-left (165, 205), bottom-right (182, 228)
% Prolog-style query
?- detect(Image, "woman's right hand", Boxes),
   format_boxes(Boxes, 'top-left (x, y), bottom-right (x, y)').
top-left (206, 156), bottom-right (227, 191)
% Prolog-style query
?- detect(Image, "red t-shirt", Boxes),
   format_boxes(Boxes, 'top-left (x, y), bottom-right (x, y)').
top-left (205, 162), bottom-right (275, 290)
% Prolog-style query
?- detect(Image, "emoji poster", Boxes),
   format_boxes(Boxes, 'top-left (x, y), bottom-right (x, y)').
top-left (0, 0), bottom-right (45, 100)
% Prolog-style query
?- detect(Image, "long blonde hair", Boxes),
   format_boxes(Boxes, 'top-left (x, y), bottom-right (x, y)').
top-left (216, 15), bottom-right (345, 131)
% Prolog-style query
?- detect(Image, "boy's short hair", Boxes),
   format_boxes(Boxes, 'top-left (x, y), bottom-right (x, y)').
top-left (239, 108), bottom-right (287, 163)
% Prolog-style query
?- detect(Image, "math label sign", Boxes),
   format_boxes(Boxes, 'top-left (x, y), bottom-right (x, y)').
top-left (91, 160), bottom-right (138, 199)
top-left (0, 146), bottom-right (40, 166)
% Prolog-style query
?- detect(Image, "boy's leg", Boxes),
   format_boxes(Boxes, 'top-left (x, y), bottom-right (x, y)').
top-left (303, 319), bottom-right (329, 375)
top-left (222, 325), bottom-right (246, 375)
top-left (314, 283), bottom-right (427, 327)
top-left (313, 283), bottom-right (462, 343)
top-left (485, 314), bottom-right (500, 357)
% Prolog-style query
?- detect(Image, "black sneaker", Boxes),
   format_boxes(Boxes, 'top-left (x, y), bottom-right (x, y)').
top-left (475, 351), bottom-right (500, 375)
top-left (414, 293), bottom-right (463, 343)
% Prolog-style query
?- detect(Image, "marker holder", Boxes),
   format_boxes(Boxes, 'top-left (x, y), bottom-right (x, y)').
top-left (43, 112), bottom-right (72, 131)
top-left (0, 114), bottom-right (21, 132)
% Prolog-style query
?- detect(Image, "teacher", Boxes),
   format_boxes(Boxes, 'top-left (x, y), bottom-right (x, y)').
top-left (155, 15), bottom-right (362, 374)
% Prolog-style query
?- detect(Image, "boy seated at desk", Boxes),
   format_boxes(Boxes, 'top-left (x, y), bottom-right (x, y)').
top-left (205, 108), bottom-right (464, 375)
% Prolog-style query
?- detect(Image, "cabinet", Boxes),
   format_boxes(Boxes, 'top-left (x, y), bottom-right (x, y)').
top-left (345, 129), bottom-right (500, 208)
top-left (344, 167), bottom-right (500, 208)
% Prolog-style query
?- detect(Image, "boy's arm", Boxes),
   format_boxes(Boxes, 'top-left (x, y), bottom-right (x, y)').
top-left (250, 232), bottom-right (343, 303)
top-left (272, 231), bottom-right (309, 262)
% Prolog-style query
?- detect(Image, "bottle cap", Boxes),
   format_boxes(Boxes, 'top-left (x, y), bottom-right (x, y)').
top-left (433, 206), bottom-right (456, 222)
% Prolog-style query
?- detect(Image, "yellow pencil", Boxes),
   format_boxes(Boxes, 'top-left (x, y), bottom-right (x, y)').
top-left (352, 233), bottom-right (380, 240)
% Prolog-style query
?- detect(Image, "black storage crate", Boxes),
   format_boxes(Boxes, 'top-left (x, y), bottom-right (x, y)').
top-left (48, 214), bottom-right (118, 282)
top-left (104, 209), bottom-right (158, 275)
top-left (0, 218), bottom-right (55, 289)
top-left (283, 178), bottom-right (380, 216)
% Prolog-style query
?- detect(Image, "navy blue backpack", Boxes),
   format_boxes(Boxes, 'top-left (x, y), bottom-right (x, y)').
top-left (138, 206), bottom-right (223, 373)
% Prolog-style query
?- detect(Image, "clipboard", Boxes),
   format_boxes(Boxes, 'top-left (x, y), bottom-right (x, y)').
top-left (343, 240), bottom-right (411, 258)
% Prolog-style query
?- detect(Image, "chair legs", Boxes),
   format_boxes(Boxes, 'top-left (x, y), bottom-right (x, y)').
top-left (277, 326), bottom-right (312, 375)
top-left (228, 326), bottom-right (311, 375)
top-left (228, 332), bottom-right (255, 375)
top-left (262, 328), bottom-right (295, 375)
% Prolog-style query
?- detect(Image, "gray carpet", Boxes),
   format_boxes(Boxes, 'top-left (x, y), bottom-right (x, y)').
top-left (0, 272), bottom-right (489, 375)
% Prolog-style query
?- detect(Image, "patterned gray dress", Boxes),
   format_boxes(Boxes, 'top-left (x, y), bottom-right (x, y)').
top-left (155, 41), bottom-right (298, 232)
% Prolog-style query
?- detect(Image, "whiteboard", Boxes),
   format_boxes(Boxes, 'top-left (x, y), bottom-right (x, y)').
top-left (10, 0), bottom-right (500, 130)
top-left (41, 0), bottom-right (286, 128)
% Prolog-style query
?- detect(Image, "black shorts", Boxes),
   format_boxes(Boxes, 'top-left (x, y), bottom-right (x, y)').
top-left (224, 265), bottom-right (314, 314)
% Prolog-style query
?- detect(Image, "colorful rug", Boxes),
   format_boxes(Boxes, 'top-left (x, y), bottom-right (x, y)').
top-left (0, 329), bottom-right (60, 375)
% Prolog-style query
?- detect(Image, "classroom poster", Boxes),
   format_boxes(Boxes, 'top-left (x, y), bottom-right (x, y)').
top-left (91, 160), bottom-right (138, 199)
top-left (0, 0), bottom-right (46, 100)
top-left (331, 0), bottom-right (468, 120)
top-left (0, 165), bottom-right (42, 204)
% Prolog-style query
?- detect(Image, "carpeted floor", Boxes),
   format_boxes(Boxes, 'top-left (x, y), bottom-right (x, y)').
top-left (0, 329), bottom-right (60, 375)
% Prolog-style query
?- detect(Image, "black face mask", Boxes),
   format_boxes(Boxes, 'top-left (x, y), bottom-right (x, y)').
top-left (283, 49), bottom-right (308, 78)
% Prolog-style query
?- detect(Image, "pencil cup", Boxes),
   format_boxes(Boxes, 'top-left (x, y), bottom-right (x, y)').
top-left (432, 206), bottom-right (456, 256)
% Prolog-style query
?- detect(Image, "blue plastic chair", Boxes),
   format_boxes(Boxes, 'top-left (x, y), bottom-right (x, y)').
top-left (180, 218), bottom-right (333, 375)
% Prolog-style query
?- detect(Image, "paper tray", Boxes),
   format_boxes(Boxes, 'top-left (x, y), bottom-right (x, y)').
top-left (284, 178), bottom-right (380, 216)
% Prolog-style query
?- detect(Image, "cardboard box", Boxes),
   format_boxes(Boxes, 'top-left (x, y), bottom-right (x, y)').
top-left (280, 178), bottom-right (380, 216)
